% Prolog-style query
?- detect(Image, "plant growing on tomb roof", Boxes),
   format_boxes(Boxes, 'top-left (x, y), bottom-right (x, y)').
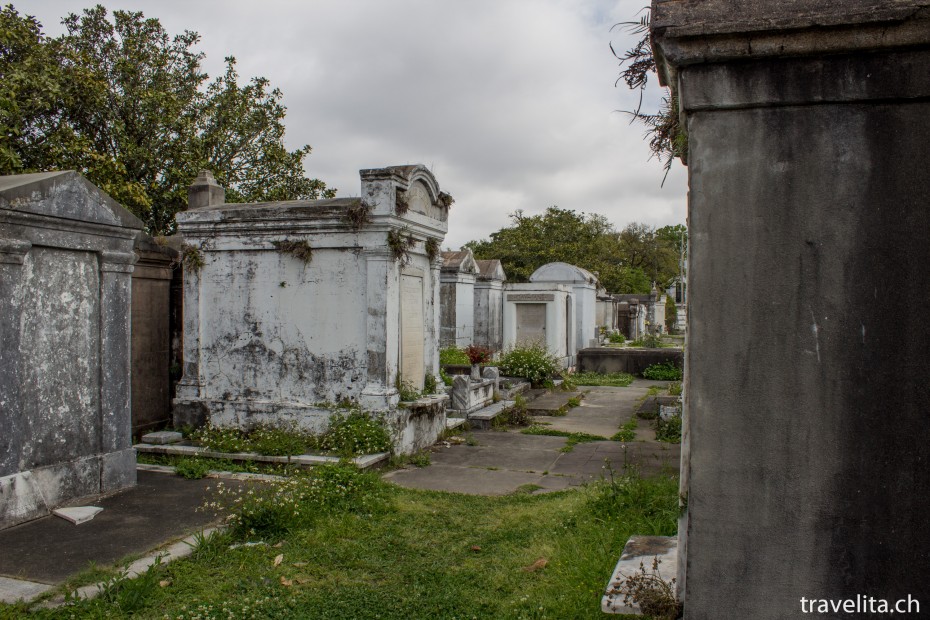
top-left (425, 237), bottom-right (440, 262)
top-left (387, 226), bottom-right (416, 265)
top-left (438, 191), bottom-right (454, 209)
top-left (344, 202), bottom-right (372, 232)
top-left (394, 189), bottom-right (409, 215)
top-left (272, 239), bottom-right (313, 263)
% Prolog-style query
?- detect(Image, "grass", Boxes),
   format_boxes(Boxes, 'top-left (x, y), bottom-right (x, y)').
top-left (571, 371), bottom-right (635, 387)
top-left (521, 425), bottom-right (607, 453)
top-left (1, 471), bottom-right (678, 620)
top-left (611, 416), bottom-right (639, 443)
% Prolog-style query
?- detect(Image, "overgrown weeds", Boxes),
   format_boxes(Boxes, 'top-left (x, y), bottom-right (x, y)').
top-left (572, 371), bottom-right (634, 387)
top-left (642, 362), bottom-right (682, 381)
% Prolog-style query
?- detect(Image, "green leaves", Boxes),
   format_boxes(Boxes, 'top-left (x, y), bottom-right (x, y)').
top-left (1, 5), bottom-right (333, 234)
top-left (466, 207), bottom-right (685, 293)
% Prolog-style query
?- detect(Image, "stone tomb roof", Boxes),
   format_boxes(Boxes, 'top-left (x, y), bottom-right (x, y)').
top-left (529, 261), bottom-right (598, 285)
top-left (441, 249), bottom-right (478, 274)
top-left (0, 170), bottom-right (143, 230)
top-left (475, 259), bottom-right (506, 282)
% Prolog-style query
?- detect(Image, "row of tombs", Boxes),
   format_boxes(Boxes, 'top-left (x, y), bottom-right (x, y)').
top-left (0, 165), bottom-right (669, 529)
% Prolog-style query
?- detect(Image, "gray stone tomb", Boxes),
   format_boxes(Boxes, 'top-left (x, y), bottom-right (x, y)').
top-left (651, 0), bottom-right (930, 617)
top-left (0, 171), bottom-right (141, 529)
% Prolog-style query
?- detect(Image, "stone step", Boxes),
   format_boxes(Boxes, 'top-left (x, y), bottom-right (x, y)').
top-left (466, 400), bottom-right (515, 430)
top-left (445, 417), bottom-right (468, 430)
top-left (525, 391), bottom-right (582, 416)
top-left (140, 431), bottom-right (183, 445)
top-left (602, 535), bottom-right (679, 615)
top-left (133, 443), bottom-right (389, 469)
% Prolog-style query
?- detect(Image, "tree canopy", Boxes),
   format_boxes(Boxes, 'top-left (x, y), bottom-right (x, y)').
top-left (0, 4), bottom-right (333, 234)
top-left (464, 207), bottom-right (684, 294)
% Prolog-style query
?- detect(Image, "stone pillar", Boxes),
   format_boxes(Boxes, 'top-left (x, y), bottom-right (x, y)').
top-left (187, 170), bottom-right (225, 209)
top-left (360, 249), bottom-right (399, 410)
top-left (0, 239), bottom-right (30, 477)
top-left (651, 2), bottom-right (930, 617)
top-left (98, 250), bottom-right (137, 491)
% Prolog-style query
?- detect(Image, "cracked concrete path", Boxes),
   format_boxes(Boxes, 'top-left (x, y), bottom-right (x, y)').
top-left (384, 381), bottom-right (682, 495)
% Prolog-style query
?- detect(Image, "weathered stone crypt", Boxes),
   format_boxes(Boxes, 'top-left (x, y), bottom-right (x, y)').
top-left (173, 165), bottom-right (451, 453)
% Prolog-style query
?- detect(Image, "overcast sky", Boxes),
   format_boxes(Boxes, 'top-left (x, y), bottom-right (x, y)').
top-left (20, 0), bottom-right (687, 249)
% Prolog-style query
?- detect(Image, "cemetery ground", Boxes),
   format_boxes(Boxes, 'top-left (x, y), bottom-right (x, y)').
top-left (0, 380), bottom-right (680, 619)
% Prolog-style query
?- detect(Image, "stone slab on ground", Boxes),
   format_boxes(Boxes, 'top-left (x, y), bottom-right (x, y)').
top-left (602, 535), bottom-right (678, 615)
top-left (0, 576), bottom-right (52, 604)
top-left (0, 470), bottom-right (239, 585)
top-left (141, 431), bottom-right (183, 445)
top-left (539, 386), bottom-right (649, 438)
top-left (52, 506), bottom-right (103, 525)
top-left (525, 390), bottom-right (583, 415)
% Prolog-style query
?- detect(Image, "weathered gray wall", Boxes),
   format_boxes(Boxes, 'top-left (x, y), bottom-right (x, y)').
top-left (653, 1), bottom-right (930, 617)
top-left (0, 171), bottom-right (140, 529)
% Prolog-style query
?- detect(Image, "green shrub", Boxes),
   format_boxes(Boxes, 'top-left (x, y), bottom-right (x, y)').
top-left (423, 373), bottom-right (438, 395)
top-left (174, 457), bottom-right (211, 479)
top-left (608, 332), bottom-right (626, 344)
top-left (498, 341), bottom-right (560, 386)
top-left (395, 376), bottom-right (422, 402)
top-left (667, 381), bottom-right (682, 396)
top-left (642, 362), bottom-right (682, 381)
top-left (439, 346), bottom-right (470, 365)
top-left (439, 368), bottom-right (453, 386)
top-left (318, 408), bottom-right (392, 457)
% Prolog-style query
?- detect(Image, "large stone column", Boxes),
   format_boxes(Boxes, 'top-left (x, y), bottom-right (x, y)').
top-left (98, 250), bottom-right (137, 490)
top-left (0, 239), bottom-right (30, 477)
top-left (651, 2), bottom-right (930, 618)
top-left (360, 248), bottom-right (400, 410)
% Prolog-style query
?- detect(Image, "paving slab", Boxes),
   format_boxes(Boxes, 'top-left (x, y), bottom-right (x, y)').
top-left (0, 576), bottom-right (52, 604)
top-left (0, 470), bottom-right (238, 585)
top-left (525, 390), bottom-right (582, 415)
top-left (386, 382), bottom-right (682, 495)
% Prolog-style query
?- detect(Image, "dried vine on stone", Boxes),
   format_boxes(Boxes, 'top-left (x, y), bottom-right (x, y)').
top-left (438, 191), bottom-right (454, 209)
top-left (180, 243), bottom-right (204, 273)
top-left (387, 227), bottom-right (416, 265)
top-left (425, 238), bottom-right (440, 262)
top-left (611, 8), bottom-right (686, 183)
top-left (272, 240), bottom-right (313, 263)
top-left (344, 202), bottom-right (373, 232)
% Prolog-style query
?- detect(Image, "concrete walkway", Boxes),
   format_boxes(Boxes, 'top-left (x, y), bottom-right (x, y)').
top-left (384, 380), bottom-right (681, 495)
top-left (0, 471), bottom-right (233, 591)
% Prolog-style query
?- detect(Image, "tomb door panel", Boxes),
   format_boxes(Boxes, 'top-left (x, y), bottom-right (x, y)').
top-left (515, 303), bottom-right (547, 345)
top-left (400, 274), bottom-right (425, 390)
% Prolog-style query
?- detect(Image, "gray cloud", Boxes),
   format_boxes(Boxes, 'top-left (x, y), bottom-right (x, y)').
top-left (21, 0), bottom-right (687, 247)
